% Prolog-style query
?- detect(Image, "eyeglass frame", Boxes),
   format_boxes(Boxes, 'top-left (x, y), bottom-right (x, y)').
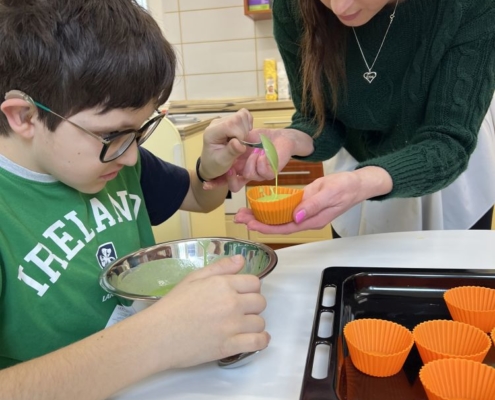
top-left (4, 90), bottom-right (165, 163)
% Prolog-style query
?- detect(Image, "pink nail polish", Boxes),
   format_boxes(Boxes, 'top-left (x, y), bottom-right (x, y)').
top-left (253, 148), bottom-right (260, 154)
top-left (228, 169), bottom-right (234, 176)
top-left (260, 150), bottom-right (265, 156)
top-left (295, 210), bottom-right (306, 224)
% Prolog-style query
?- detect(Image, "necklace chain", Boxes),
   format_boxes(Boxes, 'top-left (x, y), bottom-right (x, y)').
top-left (352, 0), bottom-right (399, 83)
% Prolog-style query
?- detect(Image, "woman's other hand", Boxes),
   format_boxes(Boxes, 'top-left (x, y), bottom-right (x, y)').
top-left (235, 166), bottom-right (393, 234)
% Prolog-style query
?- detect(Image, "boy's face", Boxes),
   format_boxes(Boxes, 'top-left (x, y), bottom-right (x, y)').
top-left (30, 103), bottom-right (156, 194)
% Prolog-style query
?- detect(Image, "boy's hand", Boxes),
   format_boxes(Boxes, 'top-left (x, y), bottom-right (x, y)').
top-left (141, 255), bottom-right (270, 371)
top-left (198, 109), bottom-right (261, 192)
top-left (201, 126), bottom-right (315, 193)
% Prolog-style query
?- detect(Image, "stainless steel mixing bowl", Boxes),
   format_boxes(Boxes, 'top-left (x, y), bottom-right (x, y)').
top-left (100, 237), bottom-right (277, 305)
top-left (99, 237), bottom-right (278, 368)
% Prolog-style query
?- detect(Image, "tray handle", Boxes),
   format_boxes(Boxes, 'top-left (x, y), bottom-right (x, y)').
top-left (300, 275), bottom-right (342, 399)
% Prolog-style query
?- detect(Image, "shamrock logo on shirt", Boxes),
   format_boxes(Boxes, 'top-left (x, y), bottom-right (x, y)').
top-left (96, 242), bottom-right (118, 269)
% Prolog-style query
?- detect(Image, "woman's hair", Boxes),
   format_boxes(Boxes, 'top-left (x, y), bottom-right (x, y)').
top-left (0, 0), bottom-right (176, 135)
top-left (298, 0), bottom-right (348, 136)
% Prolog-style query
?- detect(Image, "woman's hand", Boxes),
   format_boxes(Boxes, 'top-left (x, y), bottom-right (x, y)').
top-left (237, 128), bottom-right (311, 181)
top-left (235, 166), bottom-right (393, 234)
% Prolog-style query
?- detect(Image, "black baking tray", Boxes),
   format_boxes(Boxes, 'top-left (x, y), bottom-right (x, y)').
top-left (299, 267), bottom-right (495, 400)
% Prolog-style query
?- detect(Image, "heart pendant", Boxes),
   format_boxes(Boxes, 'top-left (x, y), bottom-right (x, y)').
top-left (363, 71), bottom-right (377, 83)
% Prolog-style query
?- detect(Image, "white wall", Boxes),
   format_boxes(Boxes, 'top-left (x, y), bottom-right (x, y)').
top-left (150, 0), bottom-right (282, 101)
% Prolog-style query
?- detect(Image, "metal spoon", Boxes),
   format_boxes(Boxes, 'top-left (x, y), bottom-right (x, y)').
top-left (236, 139), bottom-right (263, 149)
top-left (217, 350), bottom-right (261, 369)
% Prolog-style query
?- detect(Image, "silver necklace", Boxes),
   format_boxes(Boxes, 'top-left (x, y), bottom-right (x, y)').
top-left (352, 0), bottom-right (399, 84)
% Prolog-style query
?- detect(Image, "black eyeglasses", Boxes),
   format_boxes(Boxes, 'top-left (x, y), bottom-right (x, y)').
top-left (4, 90), bottom-right (165, 163)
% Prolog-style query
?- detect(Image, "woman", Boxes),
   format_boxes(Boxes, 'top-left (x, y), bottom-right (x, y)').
top-left (232, 0), bottom-right (495, 237)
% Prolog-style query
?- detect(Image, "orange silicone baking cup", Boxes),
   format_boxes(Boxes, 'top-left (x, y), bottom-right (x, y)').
top-left (491, 326), bottom-right (495, 346)
top-left (419, 358), bottom-right (495, 400)
top-left (412, 319), bottom-right (491, 364)
top-left (246, 186), bottom-right (303, 225)
top-left (343, 318), bottom-right (414, 377)
top-left (443, 286), bottom-right (495, 333)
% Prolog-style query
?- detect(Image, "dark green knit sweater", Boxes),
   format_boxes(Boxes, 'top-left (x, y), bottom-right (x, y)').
top-left (273, 0), bottom-right (495, 199)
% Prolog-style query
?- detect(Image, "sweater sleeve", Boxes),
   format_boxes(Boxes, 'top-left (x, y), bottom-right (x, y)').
top-left (359, 3), bottom-right (495, 199)
top-left (273, 0), bottom-right (346, 162)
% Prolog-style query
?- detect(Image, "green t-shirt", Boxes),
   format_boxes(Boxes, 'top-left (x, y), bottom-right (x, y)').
top-left (0, 157), bottom-right (156, 368)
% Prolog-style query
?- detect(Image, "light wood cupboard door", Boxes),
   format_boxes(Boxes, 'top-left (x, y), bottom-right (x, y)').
top-left (248, 225), bottom-right (332, 244)
top-left (182, 130), bottom-right (227, 238)
top-left (225, 215), bottom-right (249, 240)
top-left (247, 109), bottom-right (332, 244)
top-left (142, 118), bottom-right (191, 243)
top-left (250, 109), bottom-right (294, 130)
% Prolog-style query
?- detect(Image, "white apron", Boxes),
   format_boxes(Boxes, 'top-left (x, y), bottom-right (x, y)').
top-left (324, 94), bottom-right (495, 237)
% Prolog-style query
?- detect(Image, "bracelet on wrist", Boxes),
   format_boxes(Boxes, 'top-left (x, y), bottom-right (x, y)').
top-left (195, 157), bottom-right (209, 183)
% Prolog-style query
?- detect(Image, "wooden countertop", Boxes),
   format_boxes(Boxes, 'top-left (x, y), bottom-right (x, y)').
top-left (173, 117), bottom-right (217, 137)
top-left (167, 97), bottom-right (294, 114)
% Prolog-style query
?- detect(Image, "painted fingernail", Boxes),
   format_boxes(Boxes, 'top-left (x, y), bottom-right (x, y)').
top-left (260, 150), bottom-right (265, 156)
top-left (295, 210), bottom-right (306, 224)
top-left (253, 148), bottom-right (260, 154)
top-left (228, 168), bottom-right (234, 176)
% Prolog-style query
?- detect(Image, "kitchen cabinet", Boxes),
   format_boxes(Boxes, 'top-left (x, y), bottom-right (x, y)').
top-left (225, 184), bottom-right (332, 244)
top-left (250, 109), bottom-right (294, 129)
top-left (142, 117), bottom-right (190, 243)
top-left (165, 102), bottom-right (331, 244)
top-left (242, 160), bottom-right (333, 244)
top-left (225, 106), bottom-right (332, 244)
top-left (243, 0), bottom-right (272, 20)
top-left (225, 215), bottom-right (250, 240)
top-left (182, 130), bottom-right (227, 238)
top-left (143, 118), bottom-right (227, 241)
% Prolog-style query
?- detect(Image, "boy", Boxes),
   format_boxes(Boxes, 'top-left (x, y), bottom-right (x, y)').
top-left (0, 1), bottom-right (269, 399)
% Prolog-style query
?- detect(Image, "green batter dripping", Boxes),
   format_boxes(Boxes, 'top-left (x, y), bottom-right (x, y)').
top-left (259, 134), bottom-right (285, 201)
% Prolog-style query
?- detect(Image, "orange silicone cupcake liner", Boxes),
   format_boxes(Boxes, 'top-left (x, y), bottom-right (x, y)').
top-left (246, 186), bottom-right (303, 225)
top-left (419, 357), bottom-right (495, 400)
top-left (343, 318), bottom-right (414, 378)
top-left (491, 326), bottom-right (495, 346)
top-left (412, 319), bottom-right (491, 364)
top-left (444, 286), bottom-right (495, 333)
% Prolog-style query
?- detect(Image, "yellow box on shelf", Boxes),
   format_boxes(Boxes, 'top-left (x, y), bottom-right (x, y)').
top-left (263, 59), bottom-right (278, 101)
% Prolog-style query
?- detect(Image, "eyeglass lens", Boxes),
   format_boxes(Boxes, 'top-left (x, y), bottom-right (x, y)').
top-left (103, 116), bottom-right (163, 162)
top-left (103, 133), bottom-right (137, 161)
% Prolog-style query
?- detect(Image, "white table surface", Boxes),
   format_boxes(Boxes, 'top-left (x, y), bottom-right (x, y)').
top-left (111, 230), bottom-right (495, 400)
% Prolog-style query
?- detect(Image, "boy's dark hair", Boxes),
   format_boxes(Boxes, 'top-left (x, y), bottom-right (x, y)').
top-left (0, 0), bottom-right (176, 135)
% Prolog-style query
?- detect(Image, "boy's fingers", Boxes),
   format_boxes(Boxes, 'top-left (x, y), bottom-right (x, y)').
top-left (238, 292), bottom-right (266, 314)
top-left (239, 314), bottom-right (266, 334)
top-left (182, 255), bottom-right (245, 282)
top-left (222, 331), bottom-right (271, 358)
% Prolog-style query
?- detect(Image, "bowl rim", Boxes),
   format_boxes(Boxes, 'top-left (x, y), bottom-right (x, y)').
top-left (99, 237), bottom-right (278, 301)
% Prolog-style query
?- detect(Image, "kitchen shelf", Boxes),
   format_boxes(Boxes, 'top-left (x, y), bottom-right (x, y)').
top-left (243, 1), bottom-right (272, 20)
